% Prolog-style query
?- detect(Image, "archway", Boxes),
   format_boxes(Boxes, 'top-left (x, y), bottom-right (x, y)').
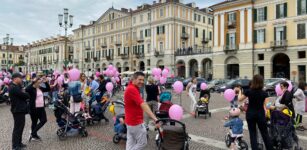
top-left (116, 62), bottom-right (122, 73)
top-left (139, 61), bottom-right (145, 71)
top-left (123, 62), bottom-right (129, 71)
top-left (225, 56), bottom-right (239, 79)
top-left (176, 60), bottom-right (186, 78)
top-left (157, 60), bottom-right (164, 70)
top-left (202, 59), bottom-right (212, 80)
top-left (189, 59), bottom-right (198, 77)
top-left (272, 53), bottom-right (290, 79)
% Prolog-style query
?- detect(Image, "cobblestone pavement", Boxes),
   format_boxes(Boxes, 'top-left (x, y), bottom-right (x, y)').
top-left (1, 91), bottom-right (307, 150)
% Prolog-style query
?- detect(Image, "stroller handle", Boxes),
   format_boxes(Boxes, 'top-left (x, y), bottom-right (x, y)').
top-left (155, 118), bottom-right (186, 129)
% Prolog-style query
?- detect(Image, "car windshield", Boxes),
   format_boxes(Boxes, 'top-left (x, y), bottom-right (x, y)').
top-left (267, 80), bottom-right (281, 86)
top-left (226, 79), bottom-right (236, 86)
top-left (209, 80), bottom-right (216, 84)
top-left (265, 79), bottom-right (281, 85)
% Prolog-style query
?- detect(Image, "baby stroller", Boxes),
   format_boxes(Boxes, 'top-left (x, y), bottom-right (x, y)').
top-left (53, 100), bottom-right (88, 140)
top-left (269, 110), bottom-right (302, 150)
top-left (88, 92), bottom-right (110, 124)
top-left (156, 91), bottom-right (173, 120)
top-left (111, 99), bottom-right (127, 144)
top-left (155, 118), bottom-right (190, 150)
top-left (0, 86), bottom-right (10, 105)
top-left (195, 93), bottom-right (211, 119)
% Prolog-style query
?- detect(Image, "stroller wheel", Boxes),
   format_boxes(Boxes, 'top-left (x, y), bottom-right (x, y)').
top-left (225, 134), bottom-right (231, 147)
top-left (57, 129), bottom-right (67, 140)
top-left (238, 140), bottom-right (248, 150)
top-left (113, 134), bottom-right (121, 144)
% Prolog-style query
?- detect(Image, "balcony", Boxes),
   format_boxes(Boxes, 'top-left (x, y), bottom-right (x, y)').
top-left (53, 59), bottom-right (58, 63)
top-left (134, 53), bottom-right (144, 58)
top-left (69, 49), bottom-right (74, 53)
top-left (101, 43), bottom-right (107, 48)
top-left (223, 44), bottom-right (238, 54)
top-left (84, 58), bottom-right (90, 62)
top-left (137, 37), bottom-right (144, 43)
top-left (93, 57), bottom-right (100, 62)
top-left (48, 60), bottom-right (52, 64)
top-left (270, 40), bottom-right (287, 51)
top-left (73, 59), bottom-right (79, 63)
top-left (154, 51), bottom-right (164, 57)
top-left (54, 48), bottom-right (59, 53)
top-left (202, 38), bottom-right (209, 44)
top-left (85, 46), bottom-right (91, 50)
top-left (181, 33), bottom-right (189, 40)
top-left (115, 41), bottom-right (122, 46)
top-left (175, 47), bottom-right (212, 56)
top-left (228, 21), bottom-right (236, 29)
top-left (120, 54), bottom-right (129, 59)
top-left (106, 55), bottom-right (113, 60)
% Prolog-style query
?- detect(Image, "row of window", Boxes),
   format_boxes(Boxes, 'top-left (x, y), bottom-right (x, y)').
top-left (257, 51), bottom-right (306, 61)
top-left (194, 13), bottom-right (213, 25)
top-left (1, 60), bottom-right (13, 64)
top-left (1, 53), bottom-right (12, 58)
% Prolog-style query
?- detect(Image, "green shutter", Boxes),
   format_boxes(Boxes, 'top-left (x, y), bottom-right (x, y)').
top-left (274, 27), bottom-right (276, 41)
top-left (254, 30), bottom-right (257, 43)
top-left (226, 33), bottom-right (229, 46)
top-left (284, 26), bottom-right (287, 40)
top-left (264, 7), bottom-right (267, 21)
top-left (284, 3), bottom-right (287, 17)
top-left (276, 4), bottom-right (280, 19)
top-left (264, 29), bottom-right (266, 43)
top-left (306, 0), bottom-right (307, 14)
top-left (254, 9), bottom-right (257, 22)
top-left (162, 26), bottom-right (165, 34)
top-left (298, 0), bottom-right (302, 15)
top-left (145, 30), bottom-right (147, 37)
top-left (157, 26), bottom-right (159, 35)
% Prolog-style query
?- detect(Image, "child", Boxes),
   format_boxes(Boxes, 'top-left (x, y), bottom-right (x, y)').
top-left (225, 85), bottom-right (241, 120)
top-left (114, 114), bottom-right (126, 138)
top-left (224, 108), bottom-right (243, 150)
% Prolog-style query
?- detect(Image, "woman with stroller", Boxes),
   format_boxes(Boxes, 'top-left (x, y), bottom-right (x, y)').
top-left (26, 76), bottom-right (50, 141)
top-left (238, 75), bottom-right (273, 150)
top-left (68, 73), bottom-right (82, 114)
top-left (145, 77), bottom-right (160, 126)
top-left (186, 77), bottom-right (197, 116)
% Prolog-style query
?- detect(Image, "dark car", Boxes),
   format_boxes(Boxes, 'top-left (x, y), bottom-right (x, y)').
top-left (216, 79), bottom-right (251, 93)
top-left (165, 77), bottom-right (184, 88)
top-left (183, 77), bottom-right (207, 91)
top-left (263, 79), bottom-right (296, 96)
top-left (207, 79), bottom-right (229, 93)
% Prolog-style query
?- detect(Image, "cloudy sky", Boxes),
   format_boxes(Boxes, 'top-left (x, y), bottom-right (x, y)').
top-left (0, 0), bottom-right (224, 45)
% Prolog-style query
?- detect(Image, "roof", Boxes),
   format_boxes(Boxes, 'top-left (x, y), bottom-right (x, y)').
top-left (210, 0), bottom-right (252, 11)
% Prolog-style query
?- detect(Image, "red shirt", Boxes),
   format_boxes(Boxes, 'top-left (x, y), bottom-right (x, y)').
top-left (124, 83), bottom-right (144, 126)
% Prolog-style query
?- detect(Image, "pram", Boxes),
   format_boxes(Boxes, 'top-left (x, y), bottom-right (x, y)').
top-left (54, 100), bottom-right (88, 139)
top-left (0, 85), bottom-right (10, 105)
top-left (88, 91), bottom-right (110, 124)
top-left (111, 99), bottom-right (127, 144)
top-left (155, 118), bottom-right (190, 150)
top-left (195, 94), bottom-right (211, 119)
top-left (155, 91), bottom-right (173, 119)
top-left (269, 110), bottom-right (302, 150)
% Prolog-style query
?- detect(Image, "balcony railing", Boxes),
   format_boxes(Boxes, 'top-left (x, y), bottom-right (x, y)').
top-left (228, 21), bottom-right (236, 28)
top-left (134, 53), bottom-right (144, 58)
top-left (202, 38), bottom-right (209, 44)
top-left (85, 46), bottom-right (91, 50)
top-left (175, 47), bottom-right (212, 56)
top-left (270, 40), bottom-right (288, 51)
top-left (101, 43), bottom-right (107, 48)
top-left (154, 51), bottom-right (164, 57)
top-left (53, 59), bottom-right (58, 63)
top-left (106, 55), bottom-right (113, 60)
top-left (84, 58), bottom-right (90, 62)
top-left (137, 37), bottom-right (144, 43)
top-left (93, 57), bottom-right (100, 62)
top-left (115, 41), bottom-right (122, 46)
top-left (120, 54), bottom-right (129, 59)
top-left (223, 44), bottom-right (238, 54)
top-left (181, 33), bottom-right (189, 40)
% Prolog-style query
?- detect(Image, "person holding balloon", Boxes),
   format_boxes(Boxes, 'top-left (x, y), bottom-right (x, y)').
top-left (186, 77), bottom-right (197, 116)
top-left (67, 69), bottom-right (82, 114)
top-left (238, 75), bottom-right (273, 150)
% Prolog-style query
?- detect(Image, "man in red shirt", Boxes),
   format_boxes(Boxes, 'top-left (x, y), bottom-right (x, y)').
top-left (125, 72), bottom-right (158, 150)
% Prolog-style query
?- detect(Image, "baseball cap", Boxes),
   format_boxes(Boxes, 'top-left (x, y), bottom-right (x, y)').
top-left (12, 73), bottom-right (23, 79)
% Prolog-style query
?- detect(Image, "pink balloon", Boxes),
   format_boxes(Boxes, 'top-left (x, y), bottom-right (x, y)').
top-left (169, 104), bottom-right (183, 121)
top-left (106, 82), bottom-right (114, 92)
top-left (173, 81), bottom-right (184, 94)
top-left (275, 84), bottom-right (283, 96)
top-left (102, 71), bottom-right (106, 75)
top-left (224, 89), bottom-right (235, 102)
top-left (57, 76), bottom-right (64, 86)
top-left (115, 71), bottom-right (120, 77)
top-left (95, 72), bottom-right (100, 77)
top-left (115, 77), bottom-right (120, 82)
top-left (3, 77), bottom-right (10, 84)
top-left (157, 68), bottom-right (162, 75)
top-left (0, 80), bottom-right (3, 87)
top-left (152, 68), bottom-right (158, 76)
top-left (111, 77), bottom-right (116, 83)
top-left (68, 68), bottom-right (81, 81)
top-left (287, 81), bottom-right (293, 92)
top-left (162, 69), bottom-right (169, 77)
top-left (200, 83), bottom-right (207, 90)
top-left (170, 74), bottom-right (174, 78)
top-left (108, 65), bottom-right (113, 70)
top-left (165, 67), bottom-right (170, 72)
top-left (160, 77), bottom-right (167, 84)
top-left (154, 75), bottom-right (160, 81)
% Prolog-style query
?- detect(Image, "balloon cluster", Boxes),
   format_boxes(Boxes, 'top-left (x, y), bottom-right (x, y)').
top-left (102, 65), bottom-right (120, 83)
top-left (152, 67), bottom-right (170, 84)
top-left (172, 81), bottom-right (184, 94)
top-left (0, 71), bottom-right (12, 86)
top-left (275, 81), bottom-right (293, 96)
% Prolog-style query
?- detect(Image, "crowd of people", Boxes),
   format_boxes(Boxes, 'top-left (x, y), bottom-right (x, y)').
top-left (1, 68), bottom-right (307, 150)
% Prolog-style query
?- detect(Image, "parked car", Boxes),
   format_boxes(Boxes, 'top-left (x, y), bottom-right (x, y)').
top-left (207, 79), bottom-right (229, 93)
top-left (165, 77), bottom-right (184, 88)
top-left (182, 77), bottom-right (207, 91)
top-left (263, 79), bottom-right (297, 96)
top-left (264, 78), bottom-right (286, 85)
top-left (216, 79), bottom-right (251, 93)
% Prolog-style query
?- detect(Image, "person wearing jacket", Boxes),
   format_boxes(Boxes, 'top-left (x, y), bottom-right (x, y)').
top-left (224, 108), bottom-right (243, 150)
top-left (26, 77), bottom-right (50, 141)
top-left (9, 73), bottom-right (30, 150)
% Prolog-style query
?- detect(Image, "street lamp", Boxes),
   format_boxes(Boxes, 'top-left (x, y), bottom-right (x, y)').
top-left (2, 34), bottom-right (13, 72)
top-left (58, 8), bottom-right (73, 70)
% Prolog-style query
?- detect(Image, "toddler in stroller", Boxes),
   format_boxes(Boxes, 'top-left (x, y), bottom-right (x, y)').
top-left (155, 91), bottom-right (173, 119)
top-left (53, 100), bottom-right (88, 139)
top-left (0, 84), bottom-right (10, 105)
top-left (195, 90), bottom-right (211, 119)
top-left (109, 99), bottom-right (127, 144)
top-left (270, 109), bottom-right (302, 150)
top-left (88, 92), bottom-right (110, 124)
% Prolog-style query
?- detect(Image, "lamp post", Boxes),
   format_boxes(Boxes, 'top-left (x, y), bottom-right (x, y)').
top-left (2, 34), bottom-right (13, 72)
top-left (58, 8), bottom-right (73, 70)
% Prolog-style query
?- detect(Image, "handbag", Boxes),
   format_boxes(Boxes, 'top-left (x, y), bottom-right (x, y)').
top-left (72, 93), bottom-right (82, 103)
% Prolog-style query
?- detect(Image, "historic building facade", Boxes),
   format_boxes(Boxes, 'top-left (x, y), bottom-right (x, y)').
top-left (72, 0), bottom-right (213, 78)
top-left (211, 0), bottom-right (307, 82)
top-left (0, 44), bottom-right (26, 72)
